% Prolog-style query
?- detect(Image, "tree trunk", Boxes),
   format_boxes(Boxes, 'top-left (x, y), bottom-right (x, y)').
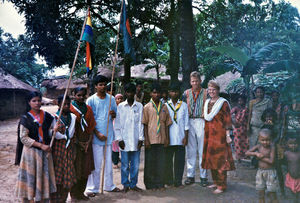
top-left (179, 0), bottom-right (198, 90)
top-left (168, 0), bottom-right (180, 85)
top-left (123, 55), bottom-right (131, 84)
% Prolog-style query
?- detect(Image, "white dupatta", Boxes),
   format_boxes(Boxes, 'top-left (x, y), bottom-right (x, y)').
top-left (204, 97), bottom-right (230, 121)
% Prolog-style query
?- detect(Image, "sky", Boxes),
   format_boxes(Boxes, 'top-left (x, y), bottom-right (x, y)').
top-left (0, 0), bottom-right (299, 75)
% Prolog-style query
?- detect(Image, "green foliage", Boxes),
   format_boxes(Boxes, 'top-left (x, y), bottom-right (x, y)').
top-left (0, 28), bottom-right (49, 87)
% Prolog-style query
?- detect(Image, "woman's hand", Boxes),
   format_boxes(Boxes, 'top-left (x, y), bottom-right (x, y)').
top-left (40, 144), bottom-right (51, 152)
top-left (226, 136), bottom-right (232, 144)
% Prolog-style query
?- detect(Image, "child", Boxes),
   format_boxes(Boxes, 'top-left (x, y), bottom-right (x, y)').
top-left (70, 87), bottom-right (96, 200)
top-left (114, 83), bottom-right (144, 192)
top-left (135, 80), bottom-right (145, 105)
top-left (246, 128), bottom-right (278, 203)
top-left (51, 95), bottom-right (77, 202)
top-left (142, 82), bottom-right (172, 190)
top-left (85, 75), bottom-right (120, 197)
top-left (231, 95), bottom-right (249, 163)
top-left (112, 94), bottom-right (123, 169)
top-left (164, 83), bottom-right (189, 187)
top-left (284, 134), bottom-right (300, 203)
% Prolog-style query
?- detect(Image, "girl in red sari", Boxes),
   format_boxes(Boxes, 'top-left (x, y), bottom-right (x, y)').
top-left (202, 81), bottom-right (235, 194)
top-left (231, 95), bottom-right (249, 162)
top-left (70, 87), bottom-right (96, 200)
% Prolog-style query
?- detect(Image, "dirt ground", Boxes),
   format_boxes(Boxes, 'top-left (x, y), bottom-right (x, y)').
top-left (0, 105), bottom-right (296, 202)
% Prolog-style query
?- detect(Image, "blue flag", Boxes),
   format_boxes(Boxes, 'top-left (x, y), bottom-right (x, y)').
top-left (120, 0), bottom-right (135, 60)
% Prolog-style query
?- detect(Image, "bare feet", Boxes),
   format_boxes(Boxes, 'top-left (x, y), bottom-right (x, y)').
top-left (213, 188), bottom-right (224, 194)
top-left (208, 184), bottom-right (217, 189)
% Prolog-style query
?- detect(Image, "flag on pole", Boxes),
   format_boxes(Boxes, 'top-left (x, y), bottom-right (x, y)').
top-left (120, 0), bottom-right (135, 60)
top-left (82, 8), bottom-right (94, 74)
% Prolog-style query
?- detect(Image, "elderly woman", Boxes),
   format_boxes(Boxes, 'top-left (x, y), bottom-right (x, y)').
top-left (202, 81), bottom-right (235, 194)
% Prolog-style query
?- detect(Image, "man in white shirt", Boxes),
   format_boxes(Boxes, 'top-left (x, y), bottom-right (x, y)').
top-left (114, 83), bottom-right (144, 192)
top-left (165, 83), bottom-right (189, 187)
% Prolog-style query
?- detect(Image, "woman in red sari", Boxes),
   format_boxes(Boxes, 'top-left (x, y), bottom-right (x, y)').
top-left (70, 87), bottom-right (96, 200)
top-left (231, 95), bottom-right (249, 162)
top-left (202, 81), bottom-right (235, 194)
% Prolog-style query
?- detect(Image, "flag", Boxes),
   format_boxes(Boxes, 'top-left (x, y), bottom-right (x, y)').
top-left (82, 8), bottom-right (94, 74)
top-left (120, 0), bottom-right (135, 60)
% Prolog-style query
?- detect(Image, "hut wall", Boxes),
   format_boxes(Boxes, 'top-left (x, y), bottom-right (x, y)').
top-left (0, 89), bottom-right (28, 120)
top-left (43, 88), bottom-right (65, 99)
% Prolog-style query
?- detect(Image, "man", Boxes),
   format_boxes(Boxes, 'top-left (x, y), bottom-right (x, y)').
top-left (84, 75), bottom-right (120, 197)
top-left (114, 83), bottom-right (144, 192)
top-left (182, 71), bottom-right (208, 186)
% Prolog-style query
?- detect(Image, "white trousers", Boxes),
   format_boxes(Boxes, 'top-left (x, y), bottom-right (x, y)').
top-left (85, 144), bottom-right (116, 193)
top-left (186, 118), bottom-right (207, 178)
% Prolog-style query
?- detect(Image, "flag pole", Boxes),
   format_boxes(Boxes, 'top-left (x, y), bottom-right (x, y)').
top-left (49, 7), bottom-right (90, 149)
top-left (100, 0), bottom-right (124, 194)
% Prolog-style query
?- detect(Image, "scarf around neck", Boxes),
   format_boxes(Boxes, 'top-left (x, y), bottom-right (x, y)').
top-left (167, 100), bottom-right (182, 123)
top-left (71, 100), bottom-right (88, 131)
top-left (151, 98), bottom-right (162, 134)
top-left (204, 97), bottom-right (229, 121)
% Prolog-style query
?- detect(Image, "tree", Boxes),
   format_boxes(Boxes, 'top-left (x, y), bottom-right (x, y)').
top-left (0, 28), bottom-right (49, 87)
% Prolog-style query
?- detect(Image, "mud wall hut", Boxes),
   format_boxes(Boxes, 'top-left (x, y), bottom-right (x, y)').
top-left (0, 68), bottom-right (37, 120)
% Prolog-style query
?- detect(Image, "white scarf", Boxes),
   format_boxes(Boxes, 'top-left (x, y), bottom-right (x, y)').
top-left (204, 97), bottom-right (230, 121)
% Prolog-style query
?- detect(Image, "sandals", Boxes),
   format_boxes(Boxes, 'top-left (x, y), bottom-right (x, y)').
top-left (208, 184), bottom-right (217, 189)
top-left (110, 187), bottom-right (121, 192)
top-left (85, 192), bottom-right (96, 197)
top-left (200, 178), bottom-right (209, 187)
top-left (184, 177), bottom-right (195, 185)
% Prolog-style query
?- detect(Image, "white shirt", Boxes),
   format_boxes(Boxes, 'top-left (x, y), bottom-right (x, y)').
top-left (166, 100), bottom-right (189, 146)
top-left (55, 113), bottom-right (76, 140)
top-left (114, 100), bottom-right (144, 151)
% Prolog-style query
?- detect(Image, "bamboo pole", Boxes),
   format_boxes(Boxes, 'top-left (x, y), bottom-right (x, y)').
top-left (49, 7), bottom-right (89, 148)
top-left (100, 0), bottom-right (124, 194)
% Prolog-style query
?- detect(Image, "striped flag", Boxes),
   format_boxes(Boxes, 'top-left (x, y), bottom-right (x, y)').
top-left (120, 0), bottom-right (135, 60)
top-left (82, 8), bottom-right (94, 74)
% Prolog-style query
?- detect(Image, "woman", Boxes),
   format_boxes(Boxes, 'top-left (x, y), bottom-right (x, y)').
top-left (202, 81), bottom-right (235, 194)
top-left (15, 91), bottom-right (56, 202)
top-left (247, 86), bottom-right (272, 148)
top-left (231, 95), bottom-right (249, 162)
top-left (70, 87), bottom-right (96, 200)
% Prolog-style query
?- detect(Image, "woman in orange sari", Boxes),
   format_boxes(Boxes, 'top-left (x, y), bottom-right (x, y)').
top-left (202, 81), bottom-right (235, 194)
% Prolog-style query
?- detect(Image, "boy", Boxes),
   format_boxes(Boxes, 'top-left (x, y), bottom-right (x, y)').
top-left (85, 75), bottom-right (120, 197)
top-left (182, 71), bottom-right (208, 186)
top-left (114, 83), bottom-right (144, 192)
top-left (284, 134), bottom-right (300, 203)
top-left (142, 82), bottom-right (172, 190)
top-left (246, 128), bottom-right (278, 203)
top-left (135, 80), bottom-right (145, 105)
top-left (164, 83), bottom-right (189, 187)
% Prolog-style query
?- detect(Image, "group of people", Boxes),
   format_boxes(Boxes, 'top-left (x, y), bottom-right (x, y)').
top-left (14, 71), bottom-right (300, 202)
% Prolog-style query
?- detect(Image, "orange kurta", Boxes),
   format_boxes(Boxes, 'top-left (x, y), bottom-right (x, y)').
top-left (202, 101), bottom-right (235, 171)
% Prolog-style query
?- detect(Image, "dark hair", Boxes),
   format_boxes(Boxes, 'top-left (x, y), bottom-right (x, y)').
top-left (261, 108), bottom-right (277, 123)
top-left (151, 82), bottom-right (161, 92)
top-left (286, 133), bottom-right (300, 144)
top-left (271, 90), bottom-right (280, 95)
top-left (57, 95), bottom-right (70, 105)
top-left (169, 83), bottom-right (181, 92)
top-left (255, 86), bottom-right (265, 93)
top-left (124, 83), bottom-right (136, 93)
top-left (26, 91), bottom-right (42, 112)
top-left (74, 87), bottom-right (87, 95)
top-left (93, 75), bottom-right (108, 85)
top-left (136, 80), bottom-right (143, 86)
top-left (237, 94), bottom-right (247, 102)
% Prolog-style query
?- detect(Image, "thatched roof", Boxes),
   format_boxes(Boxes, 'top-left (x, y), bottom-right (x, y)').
top-left (98, 64), bottom-right (183, 81)
top-left (41, 77), bottom-right (86, 90)
top-left (214, 71), bottom-right (241, 93)
top-left (0, 68), bottom-right (37, 91)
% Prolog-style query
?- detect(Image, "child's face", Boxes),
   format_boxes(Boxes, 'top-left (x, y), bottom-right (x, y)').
top-left (255, 88), bottom-right (264, 100)
top-left (265, 114), bottom-right (274, 124)
top-left (95, 82), bottom-right (107, 94)
top-left (75, 90), bottom-right (86, 104)
top-left (272, 92), bottom-right (279, 102)
top-left (259, 133), bottom-right (271, 147)
top-left (151, 89), bottom-right (161, 102)
top-left (59, 99), bottom-right (71, 114)
top-left (136, 84), bottom-right (142, 92)
top-left (287, 138), bottom-right (298, 152)
top-left (238, 97), bottom-right (245, 107)
top-left (169, 90), bottom-right (179, 100)
top-left (116, 96), bottom-right (124, 105)
top-left (162, 92), bottom-right (168, 100)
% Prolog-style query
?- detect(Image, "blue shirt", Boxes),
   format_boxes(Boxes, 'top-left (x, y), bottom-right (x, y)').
top-left (86, 93), bottom-right (117, 146)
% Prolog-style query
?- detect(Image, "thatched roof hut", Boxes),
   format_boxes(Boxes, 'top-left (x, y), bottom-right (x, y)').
top-left (0, 68), bottom-right (37, 120)
top-left (41, 76), bottom-right (86, 99)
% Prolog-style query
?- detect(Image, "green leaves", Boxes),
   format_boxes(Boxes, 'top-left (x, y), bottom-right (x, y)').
top-left (252, 42), bottom-right (289, 61)
top-left (207, 46), bottom-right (249, 66)
top-left (263, 60), bottom-right (300, 73)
